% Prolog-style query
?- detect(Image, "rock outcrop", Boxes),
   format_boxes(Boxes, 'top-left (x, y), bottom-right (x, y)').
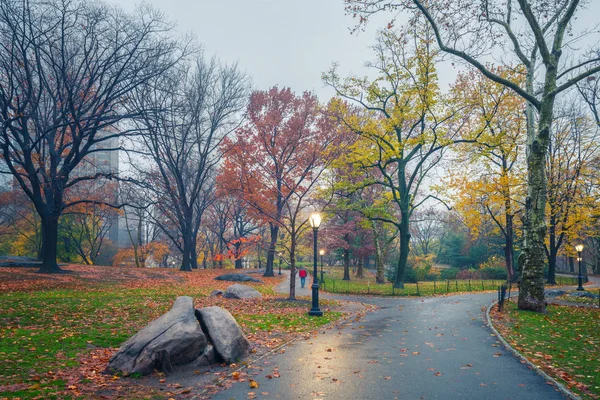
top-left (107, 296), bottom-right (207, 375)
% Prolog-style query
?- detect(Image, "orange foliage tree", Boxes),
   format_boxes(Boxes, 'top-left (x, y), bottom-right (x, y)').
top-left (219, 87), bottom-right (345, 297)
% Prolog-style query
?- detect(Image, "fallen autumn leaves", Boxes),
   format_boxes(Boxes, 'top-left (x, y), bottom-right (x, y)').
top-left (490, 301), bottom-right (600, 400)
top-left (0, 265), bottom-right (341, 399)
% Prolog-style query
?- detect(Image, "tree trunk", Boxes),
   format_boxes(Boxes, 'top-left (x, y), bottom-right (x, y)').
top-left (546, 245), bottom-right (557, 285)
top-left (180, 246), bottom-right (191, 272)
top-left (373, 224), bottom-right (386, 284)
top-left (343, 233), bottom-right (351, 281)
top-left (394, 214), bottom-right (410, 289)
top-left (38, 215), bottom-right (62, 273)
top-left (569, 256), bottom-right (575, 273)
top-left (190, 235), bottom-right (198, 270)
top-left (503, 181), bottom-right (515, 282)
top-left (264, 224), bottom-right (277, 277)
top-left (289, 236), bottom-right (297, 300)
top-left (180, 230), bottom-right (193, 272)
top-left (356, 256), bottom-right (364, 278)
top-left (518, 92), bottom-right (555, 312)
top-left (235, 258), bottom-right (243, 269)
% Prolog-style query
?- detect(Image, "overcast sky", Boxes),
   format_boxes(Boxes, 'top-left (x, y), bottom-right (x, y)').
top-left (110, 0), bottom-right (394, 99)
top-left (110, 0), bottom-right (600, 100)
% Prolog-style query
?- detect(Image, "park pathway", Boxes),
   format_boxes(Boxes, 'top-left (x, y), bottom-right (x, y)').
top-left (208, 273), bottom-right (596, 399)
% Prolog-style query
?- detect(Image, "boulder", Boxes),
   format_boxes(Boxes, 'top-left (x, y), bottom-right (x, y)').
top-left (224, 284), bottom-right (262, 299)
top-left (215, 273), bottom-right (262, 283)
top-left (569, 291), bottom-right (599, 299)
top-left (545, 289), bottom-right (567, 298)
top-left (108, 296), bottom-right (207, 375)
top-left (195, 306), bottom-right (251, 363)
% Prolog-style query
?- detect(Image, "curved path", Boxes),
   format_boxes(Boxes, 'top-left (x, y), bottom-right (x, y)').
top-left (210, 275), bottom-right (572, 399)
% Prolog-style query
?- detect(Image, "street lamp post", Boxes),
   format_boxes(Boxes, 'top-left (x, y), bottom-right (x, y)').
top-left (319, 249), bottom-right (325, 284)
top-left (308, 213), bottom-right (323, 317)
top-left (575, 244), bottom-right (584, 291)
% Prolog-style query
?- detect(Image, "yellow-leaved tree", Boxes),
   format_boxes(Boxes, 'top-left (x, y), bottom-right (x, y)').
top-left (443, 67), bottom-right (527, 282)
top-left (323, 27), bottom-right (480, 288)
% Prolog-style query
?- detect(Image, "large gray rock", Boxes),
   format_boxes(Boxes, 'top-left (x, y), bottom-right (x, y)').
top-left (215, 273), bottom-right (262, 283)
top-left (569, 291), bottom-right (599, 299)
top-left (195, 306), bottom-right (251, 363)
top-left (545, 289), bottom-right (567, 298)
top-left (224, 284), bottom-right (262, 299)
top-left (108, 296), bottom-right (207, 375)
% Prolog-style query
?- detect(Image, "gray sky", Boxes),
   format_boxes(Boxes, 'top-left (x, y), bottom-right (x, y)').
top-left (111, 0), bottom-right (388, 99)
top-left (110, 0), bottom-right (600, 100)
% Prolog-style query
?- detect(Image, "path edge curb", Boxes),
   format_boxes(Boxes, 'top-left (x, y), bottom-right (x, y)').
top-left (485, 300), bottom-right (580, 400)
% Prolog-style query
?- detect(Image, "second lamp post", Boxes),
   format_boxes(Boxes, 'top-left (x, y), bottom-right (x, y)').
top-left (308, 213), bottom-right (323, 317)
top-left (575, 244), bottom-right (584, 291)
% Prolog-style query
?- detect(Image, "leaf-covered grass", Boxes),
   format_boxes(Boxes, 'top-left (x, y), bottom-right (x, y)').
top-left (0, 265), bottom-right (339, 399)
top-left (492, 301), bottom-right (600, 399)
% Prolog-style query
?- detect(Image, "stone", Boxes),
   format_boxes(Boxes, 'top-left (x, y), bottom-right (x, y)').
top-left (107, 296), bottom-right (207, 375)
top-left (195, 306), bottom-right (251, 363)
top-left (545, 289), bottom-right (567, 298)
top-left (223, 284), bottom-right (262, 299)
top-left (209, 289), bottom-right (224, 297)
top-left (568, 291), bottom-right (599, 299)
top-left (215, 273), bottom-right (262, 283)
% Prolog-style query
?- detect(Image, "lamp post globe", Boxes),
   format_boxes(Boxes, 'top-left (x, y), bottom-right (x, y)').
top-left (308, 213), bottom-right (323, 317)
top-left (575, 244), bottom-right (584, 291)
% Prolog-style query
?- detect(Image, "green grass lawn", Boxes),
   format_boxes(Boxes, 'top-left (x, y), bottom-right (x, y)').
top-left (493, 302), bottom-right (600, 399)
top-left (0, 266), bottom-right (339, 399)
top-left (318, 267), bottom-right (578, 296)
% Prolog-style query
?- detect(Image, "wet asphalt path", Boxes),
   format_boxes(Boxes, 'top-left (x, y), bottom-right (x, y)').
top-left (210, 291), bottom-right (565, 400)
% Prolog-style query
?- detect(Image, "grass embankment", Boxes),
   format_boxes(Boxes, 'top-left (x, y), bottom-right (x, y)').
top-left (0, 266), bottom-right (340, 399)
top-left (492, 301), bottom-right (599, 400)
top-left (319, 267), bottom-right (578, 296)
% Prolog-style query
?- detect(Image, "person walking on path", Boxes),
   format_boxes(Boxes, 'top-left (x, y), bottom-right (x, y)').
top-left (298, 268), bottom-right (307, 288)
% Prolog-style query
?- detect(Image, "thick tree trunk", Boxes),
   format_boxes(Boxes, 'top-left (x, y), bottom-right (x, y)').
top-left (264, 224), bottom-right (278, 277)
top-left (180, 230), bottom-right (193, 272)
top-left (394, 214), bottom-right (410, 289)
top-left (235, 258), bottom-right (243, 269)
top-left (518, 95), bottom-right (554, 312)
top-left (38, 216), bottom-right (62, 273)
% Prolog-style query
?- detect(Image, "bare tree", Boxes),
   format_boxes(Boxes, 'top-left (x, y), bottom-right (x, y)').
top-left (347, 0), bottom-right (600, 310)
top-left (0, 0), bottom-right (184, 272)
top-left (129, 55), bottom-right (248, 271)
top-left (545, 100), bottom-right (600, 283)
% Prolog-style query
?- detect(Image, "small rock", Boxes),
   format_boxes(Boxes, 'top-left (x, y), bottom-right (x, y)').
top-left (568, 291), bottom-right (599, 299)
top-left (215, 273), bottom-right (262, 283)
top-left (209, 290), bottom-right (224, 297)
top-left (545, 290), bottom-right (567, 298)
top-left (223, 284), bottom-right (262, 299)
